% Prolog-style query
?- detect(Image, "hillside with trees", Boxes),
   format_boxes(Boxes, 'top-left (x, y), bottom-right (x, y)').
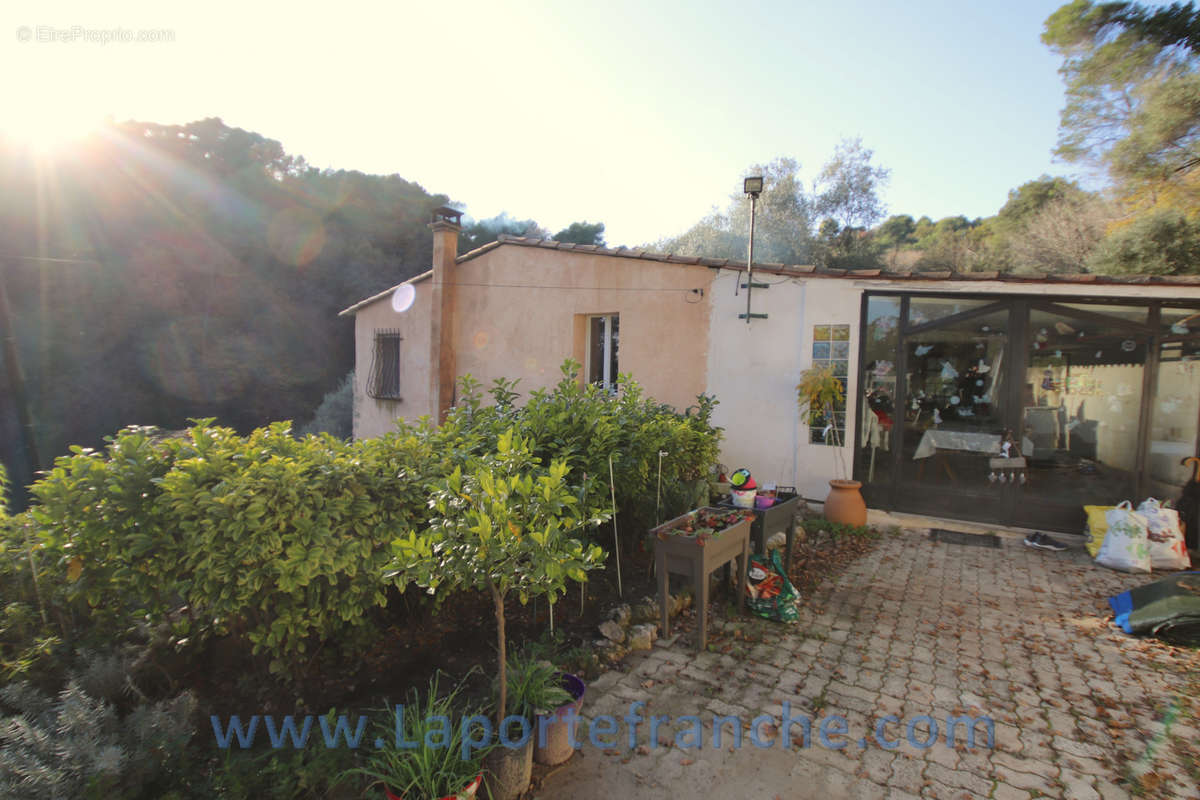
top-left (659, 1), bottom-right (1200, 277)
top-left (0, 118), bottom-right (600, 500)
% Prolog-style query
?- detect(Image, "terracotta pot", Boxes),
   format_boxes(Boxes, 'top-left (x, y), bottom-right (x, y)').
top-left (534, 673), bottom-right (586, 766)
top-left (824, 479), bottom-right (867, 526)
top-left (383, 773), bottom-right (482, 800)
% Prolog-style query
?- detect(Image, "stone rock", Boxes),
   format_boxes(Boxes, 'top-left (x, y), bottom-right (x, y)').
top-left (628, 623), bottom-right (658, 651)
top-left (631, 599), bottom-right (658, 624)
top-left (594, 639), bottom-right (628, 664)
top-left (765, 531), bottom-right (787, 551)
top-left (610, 603), bottom-right (631, 627)
top-left (598, 620), bottom-right (625, 643)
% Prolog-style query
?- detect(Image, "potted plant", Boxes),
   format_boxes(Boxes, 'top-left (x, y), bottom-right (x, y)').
top-left (388, 429), bottom-right (608, 800)
top-left (796, 364), bottom-right (866, 526)
top-left (342, 674), bottom-right (488, 800)
top-left (498, 653), bottom-right (586, 767)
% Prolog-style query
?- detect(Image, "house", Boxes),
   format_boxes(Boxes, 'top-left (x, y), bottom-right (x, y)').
top-left (340, 207), bottom-right (1200, 534)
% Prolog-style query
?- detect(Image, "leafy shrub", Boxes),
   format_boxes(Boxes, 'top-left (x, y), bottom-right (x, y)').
top-left (21, 421), bottom-right (441, 674)
top-left (434, 361), bottom-right (723, 535)
top-left (298, 370), bottom-right (354, 439)
top-left (1089, 209), bottom-right (1200, 275)
top-left (5, 360), bottom-right (723, 683)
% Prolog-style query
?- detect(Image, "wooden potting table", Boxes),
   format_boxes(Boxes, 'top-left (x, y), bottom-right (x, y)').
top-left (652, 509), bottom-right (751, 651)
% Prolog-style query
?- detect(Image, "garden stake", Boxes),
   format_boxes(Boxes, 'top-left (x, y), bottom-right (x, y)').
top-left (655, 450), bottom-right (667, 527)
top-left (608, 453), bottom-right (622, 597)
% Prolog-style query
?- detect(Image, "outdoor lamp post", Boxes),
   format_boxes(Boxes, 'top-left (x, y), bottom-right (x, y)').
top-left (743, 176), bottom-right (763, 324)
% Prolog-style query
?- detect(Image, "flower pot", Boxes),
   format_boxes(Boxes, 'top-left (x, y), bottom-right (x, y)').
top-left (824, 479), bottom-right (866, 526)
top-left (383, 773), bottom-right (482, 800)
top-left (534, 673), bottom-right (586, 766)
top-left (483, 733), bottom-right (532, 800)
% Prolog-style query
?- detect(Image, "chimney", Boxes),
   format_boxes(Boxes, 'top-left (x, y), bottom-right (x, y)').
top-left (428, 206), bottom-right (462, 423)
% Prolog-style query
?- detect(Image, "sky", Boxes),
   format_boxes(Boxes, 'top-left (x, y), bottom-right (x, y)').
top-left (2, 0), bottom-right (1083, 247)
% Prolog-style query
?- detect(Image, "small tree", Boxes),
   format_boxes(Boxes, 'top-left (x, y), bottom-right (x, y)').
top-left (387, 429), bottom-right (607, 723)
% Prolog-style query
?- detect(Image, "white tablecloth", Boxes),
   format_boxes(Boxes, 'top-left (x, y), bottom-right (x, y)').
top-left (912, 430), bottom-right (1035, 460)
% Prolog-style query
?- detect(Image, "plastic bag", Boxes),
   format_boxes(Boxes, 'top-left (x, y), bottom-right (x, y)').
top-left (1083, 505), bottom-right (1115, 557)
top-left (1136, 498), bottom-right (1192, 571)
top-left (1096, 501), bottom-right (1151, 573)
top-left (745, 550), bottom-right (800, 623)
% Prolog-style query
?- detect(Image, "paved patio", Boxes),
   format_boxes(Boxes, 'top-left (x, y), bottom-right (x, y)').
top-left (538, 529), bottom-right (1200, 799)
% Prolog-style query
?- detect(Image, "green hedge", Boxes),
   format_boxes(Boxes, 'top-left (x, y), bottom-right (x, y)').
top-left (1, 361), bottom-right (722, 678)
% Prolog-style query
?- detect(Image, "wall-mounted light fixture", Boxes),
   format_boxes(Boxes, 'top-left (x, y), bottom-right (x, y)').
top-left (742, 176), bottom-right (765, 323)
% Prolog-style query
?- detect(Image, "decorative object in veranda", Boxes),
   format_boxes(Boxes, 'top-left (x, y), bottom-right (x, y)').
top-left (796, 363), bottom-right (866, 526)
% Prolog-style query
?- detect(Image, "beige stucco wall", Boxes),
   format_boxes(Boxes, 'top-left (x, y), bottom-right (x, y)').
top-left (351, 277), bottom-right (433, 438)
top-left (448, 247), bottom-right (715, 411)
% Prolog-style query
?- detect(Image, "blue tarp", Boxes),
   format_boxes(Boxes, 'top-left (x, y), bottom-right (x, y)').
top-left (1108, 572), bottom-right (1200, 645)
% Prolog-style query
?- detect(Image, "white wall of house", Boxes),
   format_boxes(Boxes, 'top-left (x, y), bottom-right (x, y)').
top-left (705, 270), bottom-right (864, 502)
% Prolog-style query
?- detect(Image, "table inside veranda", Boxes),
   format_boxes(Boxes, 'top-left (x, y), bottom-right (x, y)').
top-left (912, 429), bottom-right (1034, 483)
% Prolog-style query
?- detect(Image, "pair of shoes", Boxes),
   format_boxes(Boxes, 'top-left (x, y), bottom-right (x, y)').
top-left (1023, 532), bottom-right (1068, 551)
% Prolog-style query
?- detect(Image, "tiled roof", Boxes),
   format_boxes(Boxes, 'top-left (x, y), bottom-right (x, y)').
top-left (459, 234), bottom-right (1200, 287)
top-left (340, 235), bottom-right (1200, 316)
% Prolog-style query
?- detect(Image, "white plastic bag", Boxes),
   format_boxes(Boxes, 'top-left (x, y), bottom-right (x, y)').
top-left (1136, 498), bottom-right (1192, 571)
top-left (1096, 501), bottom-right (1151, 573)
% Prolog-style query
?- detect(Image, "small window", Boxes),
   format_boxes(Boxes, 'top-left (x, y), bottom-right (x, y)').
top-left (368, 330), bottom-right (402, 400)
top-left (810, 324), bottom-right (849, 445)
top-left (587, 314), bottom-right (619, 391)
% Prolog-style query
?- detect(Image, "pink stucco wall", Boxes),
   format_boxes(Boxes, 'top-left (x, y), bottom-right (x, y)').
top-left (450, 246), bottom-right (715, 411)
top-left (350, 245), bottom-right (716, 439)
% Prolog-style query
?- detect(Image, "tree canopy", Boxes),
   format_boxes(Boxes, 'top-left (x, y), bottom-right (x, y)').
top-left (553, 220), bottom-right (606, 246)
top-left (1043, 1), bottom-right (1200, 196)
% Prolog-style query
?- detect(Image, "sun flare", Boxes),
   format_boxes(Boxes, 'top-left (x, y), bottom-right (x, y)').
top-left (0, 109), bottom-right (104, 155)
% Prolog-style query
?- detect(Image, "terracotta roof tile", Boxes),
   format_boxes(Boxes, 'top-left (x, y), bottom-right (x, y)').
top-left (440, 235), bottom-right (1200, 291)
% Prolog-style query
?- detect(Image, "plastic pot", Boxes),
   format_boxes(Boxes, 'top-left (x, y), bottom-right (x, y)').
top-left (534, 673), bottom-right (586, 766)
top-left (382, 773), bottom-right (482, 800)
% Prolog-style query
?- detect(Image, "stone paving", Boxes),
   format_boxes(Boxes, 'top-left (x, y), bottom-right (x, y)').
top-left (538, 530), bottom-right (1200, 799)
